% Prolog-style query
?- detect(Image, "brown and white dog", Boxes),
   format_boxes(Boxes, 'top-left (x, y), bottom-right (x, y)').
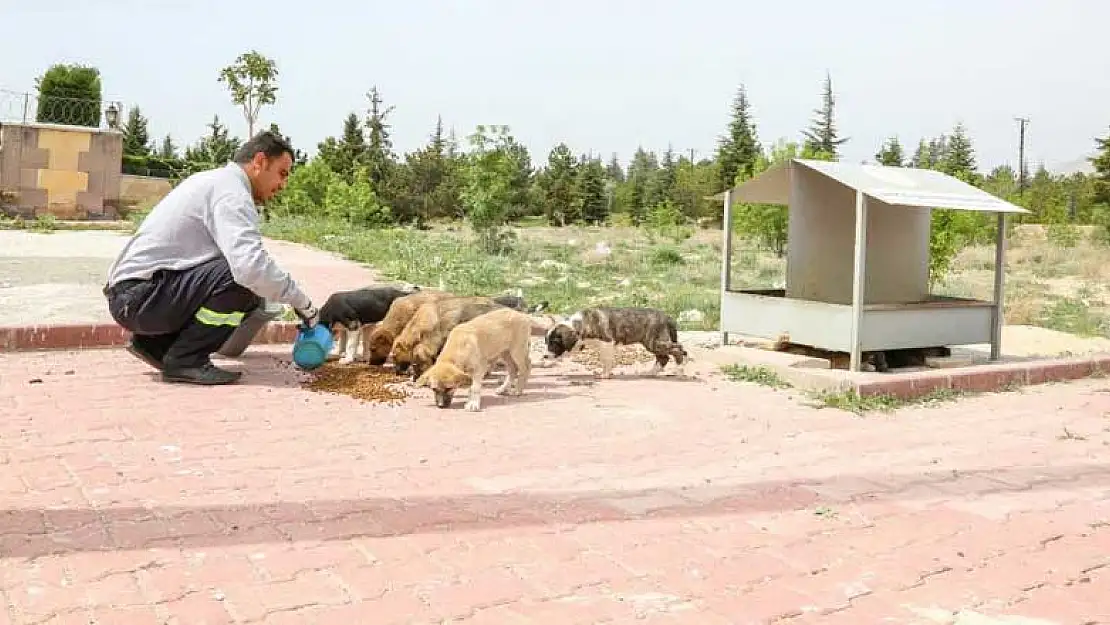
top-left (390, 295), bottom-right (509, 379)
top-left (544, 306), bottom-right (688, 378)
top-left (414, 307), bottom-right (543, 411)
top-left (364, 290), bottom-right (456, 366)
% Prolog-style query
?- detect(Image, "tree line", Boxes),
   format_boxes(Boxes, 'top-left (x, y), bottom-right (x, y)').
top-left (29, 56), bottom-right (1110, 267)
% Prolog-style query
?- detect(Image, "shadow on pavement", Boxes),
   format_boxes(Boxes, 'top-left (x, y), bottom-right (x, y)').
top-left (1, 461), bottom-right (1106, 558)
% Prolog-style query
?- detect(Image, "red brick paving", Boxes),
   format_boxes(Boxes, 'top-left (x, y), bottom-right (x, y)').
top-left (2, 346), bottom-right (1110, 624)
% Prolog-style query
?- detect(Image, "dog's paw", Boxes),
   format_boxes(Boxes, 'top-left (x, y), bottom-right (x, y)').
top-left (494, 385), bottom-right (511, 396)
top-left (464, 399), bottom-right (482, 412)
top-left (338, 356), bottom-right (355, 365)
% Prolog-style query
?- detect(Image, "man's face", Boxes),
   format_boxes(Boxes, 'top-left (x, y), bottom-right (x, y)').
top-left (246, 152), bottom-right (293, 204)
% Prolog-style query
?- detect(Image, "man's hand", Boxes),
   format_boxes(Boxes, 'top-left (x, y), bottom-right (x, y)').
top-left (294, 303), bottom-right (319, 328)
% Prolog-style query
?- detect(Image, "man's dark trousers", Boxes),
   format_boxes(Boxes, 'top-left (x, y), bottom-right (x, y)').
top-left (104, 257), bottom-right (261, 381)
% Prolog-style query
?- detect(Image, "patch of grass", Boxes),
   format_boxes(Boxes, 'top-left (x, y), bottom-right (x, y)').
top-left (808, 387), bottom-right (965, 415)
top-left (263, 216), bottom-right (724, 329)
top-left (0, 213), bottom-right (131, 233)
top-left (1037, 297), bottom-right (1110, 337)
top-left (719, 364), bottom-right (792, 389)
top-left (0, 214), bottom-right (58, 232)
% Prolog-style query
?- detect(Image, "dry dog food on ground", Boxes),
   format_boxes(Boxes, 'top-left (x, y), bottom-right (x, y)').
top-left (303, 362), bottom-right (410, 404)
top-left (526, 337), bottom-right (656, 369)
top-left (572, 344), bottom-right (656, 368)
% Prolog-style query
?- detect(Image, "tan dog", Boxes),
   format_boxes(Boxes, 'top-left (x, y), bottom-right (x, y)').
top-left (364, 290), bottom-right (455, 366)
top-left (391, 295), bottom-right (508, 379)
top-left (415, 307), bottom-right (543, 412)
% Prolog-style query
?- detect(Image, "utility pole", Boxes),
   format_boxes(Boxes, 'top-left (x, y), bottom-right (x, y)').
top-left (1014, 117), bottom-right (1029, 195)
top-left (688, 148), bottom-right (697, 162)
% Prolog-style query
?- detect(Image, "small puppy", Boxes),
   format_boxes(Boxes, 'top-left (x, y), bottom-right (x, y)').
top-left (318, 285), bottom-right (419, 364)
top-left (364, 290), bottom-right (455, 366)
top-left (545, 306), bottom-right (688, 378)
top-left (391, 295), bottom-right (508, 379)
top-left (415, 307), bottom-right (542, 411)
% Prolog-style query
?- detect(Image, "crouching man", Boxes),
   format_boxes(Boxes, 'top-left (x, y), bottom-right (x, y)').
top-left (103, 131), bottom-right (318, 385)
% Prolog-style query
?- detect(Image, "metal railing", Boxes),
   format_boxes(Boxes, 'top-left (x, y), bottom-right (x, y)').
top-left (0, 88), bottom-right (124, 130)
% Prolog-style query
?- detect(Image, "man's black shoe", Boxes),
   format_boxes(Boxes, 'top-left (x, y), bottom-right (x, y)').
top-left (126, 339), bottom-right (165, 371)
top-left (161, 362), bottom-right (242, 385)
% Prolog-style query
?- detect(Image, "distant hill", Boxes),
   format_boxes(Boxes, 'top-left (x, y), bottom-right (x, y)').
top-left (1049, 155), bottom-right (1097, 176)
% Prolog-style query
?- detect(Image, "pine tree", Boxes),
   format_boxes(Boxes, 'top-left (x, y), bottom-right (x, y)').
top-left (658, 145), bottom-right (678, 204)
top-left (576, 156), bottom-right (609, 225)
top-left (626, 147), bottom-right (661, 225)
top-left (939, 123), bottom-right (979, 184)
top-left (928, 135), bottom-right (950, 168)
top-left (121, 106), bottom-right (152, 157)
top-left (404, 116), bottom-right (458, 224)
top-left (338, 113), bottom-right (367, 170)
top-left (158, 134), bottom-right (177, 159)
top-left (184, 115), bottom-right (239, 165)
top-left (911, 135), bottom-right (949, 169)
top-left (1090, 126), bottom-right (1110, 206)
top-left (874, 137), bottom-right (905, 167)
top-left (364, 86), bottom-right (395, 192)
top-left (541, 143), bottom-right (579, 225)
top-left (716, 84), bottom-right (760, 190)
top-left (910, 139), bottom-right (932, 168)
top-left (266, 123), bottom-right (307, 166)
top-left (606, 153), bottom-right (625, 183)
top-left (801, 72), bottom-right (848, 160)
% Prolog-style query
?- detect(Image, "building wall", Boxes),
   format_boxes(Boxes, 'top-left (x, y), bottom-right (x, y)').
top-left (119, 174), bottom-right (173, 208)
top-left (0, 122), bottom-right (123, 220)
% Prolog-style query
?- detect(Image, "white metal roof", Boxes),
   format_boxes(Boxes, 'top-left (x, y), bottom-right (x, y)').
top-left (714, 158), bottom-right (1030, 214)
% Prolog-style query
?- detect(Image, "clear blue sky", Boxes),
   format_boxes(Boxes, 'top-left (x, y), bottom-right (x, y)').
top-left (4, 0), bottom-right (1108, 173)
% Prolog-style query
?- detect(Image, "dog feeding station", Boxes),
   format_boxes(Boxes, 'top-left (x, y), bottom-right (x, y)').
top-left (716, 158), bottom-right (1030, 372)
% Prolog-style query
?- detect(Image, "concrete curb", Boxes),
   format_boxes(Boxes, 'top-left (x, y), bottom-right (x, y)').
top-left (714, 345), bottom-right (1110, 400)
top-left (0, 322), bottom-right (301, 352)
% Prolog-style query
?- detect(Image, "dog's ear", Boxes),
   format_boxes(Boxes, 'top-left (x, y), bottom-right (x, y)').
top-left (441, 362), bottom-right (471, 387)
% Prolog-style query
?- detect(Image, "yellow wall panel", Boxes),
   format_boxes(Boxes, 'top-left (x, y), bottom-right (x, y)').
top-left (34, 129), bottom-right (93, 207)
top-left (37, 169), bottom-right (89, 207)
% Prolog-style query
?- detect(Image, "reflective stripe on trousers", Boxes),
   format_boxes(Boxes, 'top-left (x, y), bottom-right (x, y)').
top-left (194, 307), bottom-right (246, 327)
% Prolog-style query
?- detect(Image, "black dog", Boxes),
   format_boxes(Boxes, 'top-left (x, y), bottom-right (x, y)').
top-left (319, 285), bottom-right (419, 363)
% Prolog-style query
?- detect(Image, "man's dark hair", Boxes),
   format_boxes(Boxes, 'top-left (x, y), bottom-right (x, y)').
top-left (232, 130), bottom-right (295, 165)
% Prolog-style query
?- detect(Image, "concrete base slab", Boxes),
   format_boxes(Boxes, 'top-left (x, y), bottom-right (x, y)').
top-left (715, 342), bottom-right (1110, 399)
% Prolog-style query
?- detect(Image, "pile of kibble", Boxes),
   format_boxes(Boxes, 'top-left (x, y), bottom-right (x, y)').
top-left (526, 337), bottom-right (655, 370)
top-left (570, 344), bottom-right (656, 370)
top-left (303, 362), bottom-right (411, 405)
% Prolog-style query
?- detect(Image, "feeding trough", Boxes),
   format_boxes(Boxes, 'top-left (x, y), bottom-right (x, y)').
top-left (716, 158), bottom-right (1030, 372)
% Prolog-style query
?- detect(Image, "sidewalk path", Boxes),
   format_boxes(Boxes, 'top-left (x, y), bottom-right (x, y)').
top-left (0, 230), bottom-right (379, 327)
top-left (1, 339), bottom-right (1108, 624)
